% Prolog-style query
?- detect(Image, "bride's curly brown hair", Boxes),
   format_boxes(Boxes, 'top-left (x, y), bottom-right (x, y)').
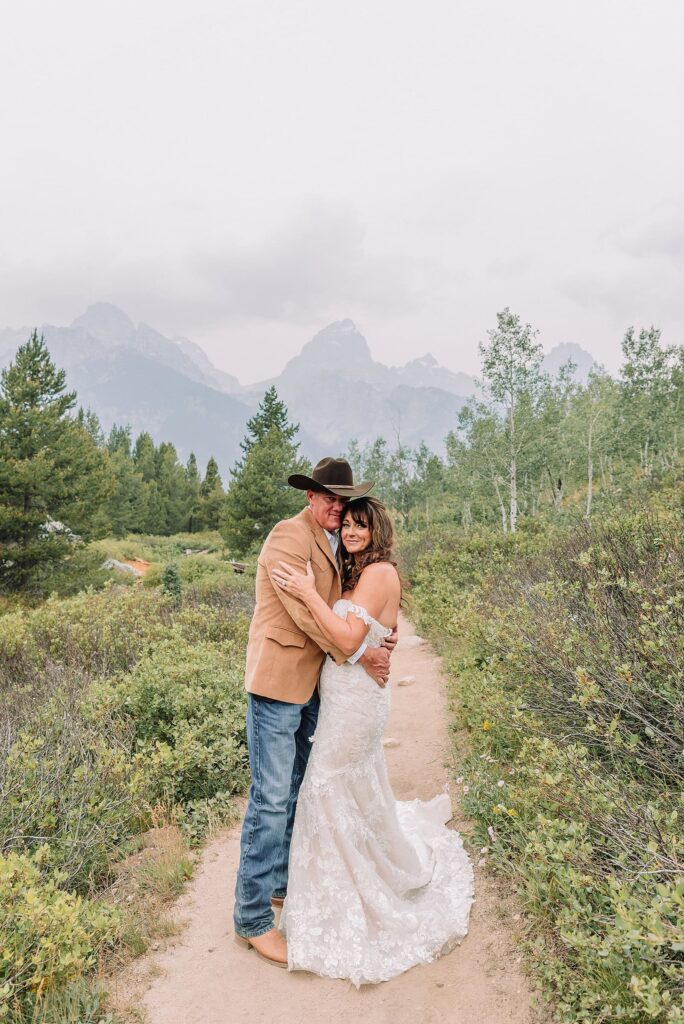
top-left (341, 496), bottom-right (403, 594)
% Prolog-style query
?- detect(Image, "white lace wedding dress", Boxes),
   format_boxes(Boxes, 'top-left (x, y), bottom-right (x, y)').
top-left (280, 600), bottom-right (474, 986)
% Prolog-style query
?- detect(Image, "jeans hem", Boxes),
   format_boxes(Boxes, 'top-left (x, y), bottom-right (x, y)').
top-left (234, 922), bottom-right (277, 940)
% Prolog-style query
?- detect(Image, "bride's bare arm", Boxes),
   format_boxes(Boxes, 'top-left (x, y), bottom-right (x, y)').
top-left (271, 561), bottom-right (396, 657)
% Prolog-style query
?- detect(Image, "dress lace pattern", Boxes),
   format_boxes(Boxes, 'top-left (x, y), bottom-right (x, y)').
top-left (280, 600), bottom-right (474, 986)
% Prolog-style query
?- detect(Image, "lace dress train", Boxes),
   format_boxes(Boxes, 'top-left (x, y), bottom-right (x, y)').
top-left (280, 601), bottom-right (474, 986)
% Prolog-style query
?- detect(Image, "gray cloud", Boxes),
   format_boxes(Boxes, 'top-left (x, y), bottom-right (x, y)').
top-left (613, 203), bottom-right (684, 266)
top-left (560, 266), bottom-right (684, 325)
top-left (0, 201), bottom-right (418, 336)
top-left (1, 0), bottom-right (684, 381)
top-left (189, 201), bottom-right (420, 323)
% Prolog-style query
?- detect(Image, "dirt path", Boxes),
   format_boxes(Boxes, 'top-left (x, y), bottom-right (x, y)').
top-left (116, 615), bottom-right (536, 1024)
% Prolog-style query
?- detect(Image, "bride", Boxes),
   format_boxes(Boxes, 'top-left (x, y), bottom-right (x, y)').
top-left (271, 496), bottom-right (474, 986)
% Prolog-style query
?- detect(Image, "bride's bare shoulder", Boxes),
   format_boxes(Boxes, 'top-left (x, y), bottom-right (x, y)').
top-left (357, 561), bottom-right (400, 590)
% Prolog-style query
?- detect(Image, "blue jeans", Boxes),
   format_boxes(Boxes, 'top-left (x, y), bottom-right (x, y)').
top-left (233, 691), bottom-right (319, 938)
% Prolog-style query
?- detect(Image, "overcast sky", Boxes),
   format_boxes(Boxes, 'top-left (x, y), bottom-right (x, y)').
top-left (1, 0), bottom-right (683, 382)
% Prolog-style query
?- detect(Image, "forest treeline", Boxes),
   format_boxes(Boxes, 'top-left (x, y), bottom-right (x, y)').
top-left (348, 310), bottom-right (683, 531)
top-left (2, 310), bottom-right (682, 593)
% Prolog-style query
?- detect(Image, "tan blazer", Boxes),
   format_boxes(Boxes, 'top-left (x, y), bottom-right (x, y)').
top-left (244, 506), bottom-right (347, 704)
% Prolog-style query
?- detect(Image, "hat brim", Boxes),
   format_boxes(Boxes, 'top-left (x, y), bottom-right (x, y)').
top-left (287, 474), bottom-right (375, 498)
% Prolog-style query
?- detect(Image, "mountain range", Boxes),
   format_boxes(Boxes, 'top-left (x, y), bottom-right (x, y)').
top-left (0, 304), bottom-right (596, 473)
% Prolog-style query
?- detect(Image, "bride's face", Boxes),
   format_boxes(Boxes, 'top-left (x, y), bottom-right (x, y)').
top-left (341, 513), bottom-right (372, 554)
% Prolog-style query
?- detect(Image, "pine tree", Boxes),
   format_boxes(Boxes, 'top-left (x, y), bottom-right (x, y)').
top-left (77, 408), bottom-right (105, 446)
top-left (143, 480), bottom-right (166, 534)
top-left (240, 386), bottom-right (298, 454)
top-left (106, 448), bottom-right (147, 537)
top-left (201, 456), bottom-right (222, 495)
top-left (133, 432), bottom-right (157, 481)
top-left (185, 453), bottom-right (201, 533)
top-left (0, 332), bottom-right (112, 589)
top-left (155, 442), bottom-right (189, 535)
top-left (220, 390), bottom-right (308, 556)
top-left (199, 456), bottom-right (225, 531)
top-left (105, 426), bottom-right (147, 537)
top-left (161, 562), bottom-right (182, 602)
top-left (107, 423), bottom-right (133, 456)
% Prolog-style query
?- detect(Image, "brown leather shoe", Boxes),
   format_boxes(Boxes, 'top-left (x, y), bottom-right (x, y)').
top-left (271, 895), bottom-right (285, 908)
top-left (234, 927), bottom-right (288, 969)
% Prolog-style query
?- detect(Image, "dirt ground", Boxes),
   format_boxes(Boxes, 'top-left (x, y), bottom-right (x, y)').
top-left (112, 615), bottom-right (538, 1024)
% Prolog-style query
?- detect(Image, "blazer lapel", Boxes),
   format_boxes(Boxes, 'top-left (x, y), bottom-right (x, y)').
top-left (303, 507), bottom-right (340, 577)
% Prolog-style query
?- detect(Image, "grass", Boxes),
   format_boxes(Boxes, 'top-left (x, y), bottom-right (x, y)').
top-left (101, 822), bottom-right (197, 1020)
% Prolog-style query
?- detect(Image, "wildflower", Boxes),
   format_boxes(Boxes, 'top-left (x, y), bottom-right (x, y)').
top-left (477, 857), bottom-right (487, 867)
top-left (482, 720), bottom-right (492, 731)
top-left (463, 785), bottom-right (470, 794)
top-left (506, 808), bottom-right (518, 817)
top-left (480, 846), bottom-right (489, 854)
top-left (497, 780), bottom-right (505, 788)
top-left (456, 776), bottom-right (464, 785)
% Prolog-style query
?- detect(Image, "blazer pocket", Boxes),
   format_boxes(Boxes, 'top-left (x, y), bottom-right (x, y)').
top-left (265, 625), bottom-right (307, 648)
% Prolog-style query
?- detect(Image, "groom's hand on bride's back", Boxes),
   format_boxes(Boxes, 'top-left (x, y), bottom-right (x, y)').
top-left (359, 647), bottom-right (391, 688)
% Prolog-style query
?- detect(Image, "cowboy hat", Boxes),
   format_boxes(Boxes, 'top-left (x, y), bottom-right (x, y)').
top-left (288, 457), bottom-right (374, 498)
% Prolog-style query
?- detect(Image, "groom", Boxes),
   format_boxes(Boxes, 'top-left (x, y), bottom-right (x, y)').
top-left (233, 457), bottom-right (396, 967)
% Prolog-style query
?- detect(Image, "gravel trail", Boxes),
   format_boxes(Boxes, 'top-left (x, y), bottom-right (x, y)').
top-left (115, 614), bottom-right (536, 1024)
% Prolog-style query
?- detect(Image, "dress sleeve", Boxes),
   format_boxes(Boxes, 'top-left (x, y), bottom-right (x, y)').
top-left (343, 603), bottom-right (374, 628)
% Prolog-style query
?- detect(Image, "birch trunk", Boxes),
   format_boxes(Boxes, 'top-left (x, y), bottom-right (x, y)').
top-left (508, 400), bottom-right (517, 533)
top-left (493, 476), bottom-right (508, 534)
top-left (509, 452), bottom-right (517, 533)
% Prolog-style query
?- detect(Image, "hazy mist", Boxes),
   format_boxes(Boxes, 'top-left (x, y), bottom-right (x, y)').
top-left (1, 0), bottom-right (683, 382)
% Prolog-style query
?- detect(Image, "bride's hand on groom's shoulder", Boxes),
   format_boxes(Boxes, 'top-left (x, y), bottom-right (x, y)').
top-left (272, 559), bottom-right (316, 601)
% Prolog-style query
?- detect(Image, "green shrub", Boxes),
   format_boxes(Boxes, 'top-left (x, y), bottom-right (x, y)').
top-left (1, 699), bottom-right (149, 890)
top-left (0, 585), bottom-right (173, 693)
top-left (407, 511), bottom-right (684, 1022)
top-left (0, 567), bottom-right (254, 1019)
top-left (97, 632), bottom-right (249, 806)
top-left (0, 846), bottom-right (118, 1018)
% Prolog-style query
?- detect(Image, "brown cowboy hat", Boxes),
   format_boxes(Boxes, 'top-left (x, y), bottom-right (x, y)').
top-left (288, 457), bottom-right (374, 498)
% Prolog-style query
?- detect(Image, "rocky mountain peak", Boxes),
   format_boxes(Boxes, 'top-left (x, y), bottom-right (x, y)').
top-left (296, 319), bottom-right (372, 364)
top-left (72, 303), bottom-right (136, 345)
top-left (279, 320), bottom-right (384, 386)
top-left (542, 342), bottom-right (596, 380)
top-left (392, 351), bottom-right (476, 397)
top-left (414, 353), bottom-right (438, 367)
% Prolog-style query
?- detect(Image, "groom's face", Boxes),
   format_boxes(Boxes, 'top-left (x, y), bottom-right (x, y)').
top-left (308, 490), bottom-right (348, 532)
